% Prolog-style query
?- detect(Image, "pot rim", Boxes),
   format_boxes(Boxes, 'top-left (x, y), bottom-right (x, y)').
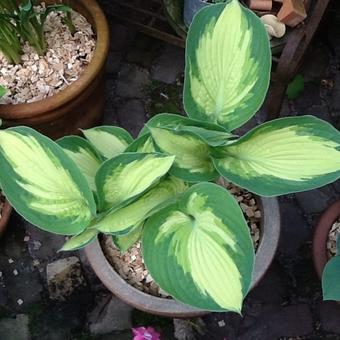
top-left (0, 0), bottom-right (109, 119)
top-left (312, 200), bottom-right (340, 280)
top-left (83, 195), bottom-right (281, 317)
top-left (0, 199), bottom-right (12, 237)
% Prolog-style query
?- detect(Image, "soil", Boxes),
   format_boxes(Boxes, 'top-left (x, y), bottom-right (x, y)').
top-left (0, 4), bottom-right (95, 105)
top-left (327, 219), bottom-right (340, 258)
top-left (103, 181), bottom-right (262, 298)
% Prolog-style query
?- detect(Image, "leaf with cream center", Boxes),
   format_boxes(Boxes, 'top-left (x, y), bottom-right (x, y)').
top-left (184, 0), bottom-right (271, 130)
top-left (96, 153), bottom-right (175, 211)
top-left (142, 182), bottom-right (254, 312)
top-left (148, 126), bottom-right (218, 182)
top-left (82, 126), bottom-right (133, 159)
top-left (213, 116), bottom-right (340, 196)
top-left (95, 177), bottom-right (188, 234)
top-left (57, 136), bottom-right (102, 192)
top-left (0, 127), bottom-right (96, 235)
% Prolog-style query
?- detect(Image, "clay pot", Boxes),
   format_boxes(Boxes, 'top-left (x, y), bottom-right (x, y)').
top-left (0, 199), bottom-right (12, 237)
top-left (0, 0), bottom-right (110, 140)
top-left (83, 194), bottom-right (281, 317)
top-left (312, 200), bottom-right (340, 279)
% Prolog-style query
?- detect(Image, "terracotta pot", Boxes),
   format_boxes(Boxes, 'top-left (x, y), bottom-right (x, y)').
top-left (83, 194), bottom-right (281, 317)
top-left (0, 199), bottom-right (12, 237)
top-left (0, 0), bottom-right (110, 140)
top-left (312, 200), bottom-right (340, 279)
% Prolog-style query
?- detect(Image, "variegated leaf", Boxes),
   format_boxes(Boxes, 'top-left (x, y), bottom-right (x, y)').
top-left (82, 126), bottom-right (133, 159)
top-left (96, 153), bottom-right (175, 211)
top-left (213, 116), bottom-right (340, 196)
top-left (322, 253), bottom-right (340, 301)
top-left (0, 127), bottom-right (96, 235)
top-left (57, 136), bottom-right (102, 192)
top-left (148, 126), bottom-right (218, 182)
top-left (94, 177), bottom-right (188, 234)
top-left (142, 182), bottom-right (254, 312)
top-left (141, 113), bottom-right (234, 146)
top-left (184, 0), bottom-right (271, 130)
top-left (60, 228), bottom-right (98, 251)
top-left (0, 85), bottom-right (6, 98)
top-left (112, 222), bottom-right (143, 252)
top-left (125, 134), bottom-right (156, 153)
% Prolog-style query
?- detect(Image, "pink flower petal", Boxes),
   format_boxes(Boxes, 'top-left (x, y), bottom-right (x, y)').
top-left (132, 326), bottom-right (161, 340)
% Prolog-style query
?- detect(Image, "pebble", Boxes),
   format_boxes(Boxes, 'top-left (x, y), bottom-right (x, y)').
top-left (33, 260), bottom-right (40, 267)
top-left (218, 320), bottom-right (226, 328)
top-left (327, 220), bottom-right (340, 257)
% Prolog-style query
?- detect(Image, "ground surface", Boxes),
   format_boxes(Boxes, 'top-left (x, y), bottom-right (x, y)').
top-left (1, 1), bottom-right (340, 339)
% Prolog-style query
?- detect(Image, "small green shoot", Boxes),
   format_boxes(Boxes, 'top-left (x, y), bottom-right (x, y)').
top-left (0, 0), bottom-right (75, 64)
top-left (286, 74), bottom-right (305, 100)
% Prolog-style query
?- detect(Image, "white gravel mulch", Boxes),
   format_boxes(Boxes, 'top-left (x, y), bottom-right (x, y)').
top-left (0, 4), bottom-right (96, 105)
top-left (327, 219), bottom-right (340, 258)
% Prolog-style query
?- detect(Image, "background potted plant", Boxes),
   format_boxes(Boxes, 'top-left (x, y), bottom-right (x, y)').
top-left (1, 0), bottom-right (340, 318)
top-left (313, 200), bottom-right (340, 302)
top-left (0, 0), bottom-right (109, 139)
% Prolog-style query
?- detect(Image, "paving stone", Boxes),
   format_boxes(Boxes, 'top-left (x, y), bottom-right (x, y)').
top-left (0, 314), bottom-right (31, 340)
top-left (292, 82), bottom-right (321, 112)
top-left (46, 256), bottom-right (85, 301)
top-left (88, 295), bottom-right (133, 335)
top-left (151, 44), bottom-right (185, 84)
top-left (301, 45), bottom-right (329, 82)
top-left (278, 200), bottom-right (311, 256)
top-left (30, 290), bottom-right (92, 340)
top-left (318, 300), bottom-right (340, 334)
top-left (248, 263), bottom-right (287, 304)
top-left (116, 64), bottom-right (150, 99)
top-left (202, 312), bottom-right (241, 340)
top-left (238, 304), bottom-right (314, 339)
top-left (1, 261), bottom-right (43, 309)
top-left (173, 318), bottom-right (196, 340)
top-left (126, 34), bottom-right (161, 68)
top-left (99, 331), bottom-right (133, 340)
top-left (306, 104), bottom-right (332, 123)
top-left (106, 51), bottom-right (122, 75)
top-left (102, 78), bottom-right (118, 125)
top-left (332, 179), bottom-right (340, 195)
top-left (117, 99), bottom-right (146, 137)
top-left (0, 217), bottom-right (43, 310)
top-left (109, 24), bottom-right (136, 53)
top-left (331, 73), bottom-right (340, 113)
top-left (25, 222), bottom-right (65, 263)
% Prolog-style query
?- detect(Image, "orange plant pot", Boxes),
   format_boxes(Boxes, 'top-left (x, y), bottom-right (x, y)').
top-left (0, 0), bottom-right (110, 140)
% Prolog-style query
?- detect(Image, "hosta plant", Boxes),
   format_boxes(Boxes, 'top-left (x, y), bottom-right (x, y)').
top-left (1, 0), bottom-right (340, 313)
top-left (322, 235), bottom-right (340, 301)
top-left (0, 0), bottom-right (75, 63)
top-left (0, 86), bottom-right (6, 99)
